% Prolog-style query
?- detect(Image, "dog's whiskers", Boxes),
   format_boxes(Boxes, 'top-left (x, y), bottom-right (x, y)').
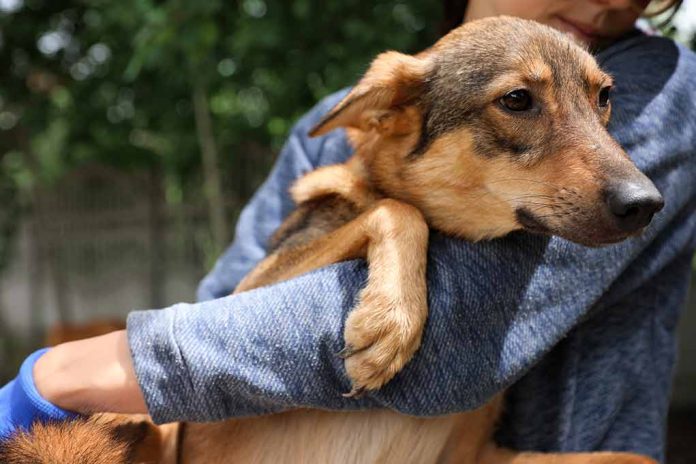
top-left (485, 177), bottom-right (568, 191)
top-left (463, 190), bottom-right (575, 213)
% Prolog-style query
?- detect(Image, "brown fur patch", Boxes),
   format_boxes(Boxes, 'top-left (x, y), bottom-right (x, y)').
top-left (0, 415), bottom-right (161, 464)
top-left (288, 162), bottom-right (378, 210)
top-left (268, 194), bottom-right (361, 254)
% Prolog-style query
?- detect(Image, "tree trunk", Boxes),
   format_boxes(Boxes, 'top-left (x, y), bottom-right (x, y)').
top-left (148, 166), bottom-right (166, 308)
top-left (44, 222), bottom-right (71, 325)
top-left (15, 128), bottom-right (52, 337)
top-left (192, 78), bottom-right (228, 254)
top-left (25, 212), bottom-right (45, 339)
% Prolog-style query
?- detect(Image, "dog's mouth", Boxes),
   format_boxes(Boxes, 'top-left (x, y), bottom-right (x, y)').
top-left (515, 207), bottom-right (632, 247)
top-left (515, 208), bottom-right (551, 235)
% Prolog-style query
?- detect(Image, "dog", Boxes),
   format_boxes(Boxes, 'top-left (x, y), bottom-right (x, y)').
top-left (0, 16), bottom-right (663, 464)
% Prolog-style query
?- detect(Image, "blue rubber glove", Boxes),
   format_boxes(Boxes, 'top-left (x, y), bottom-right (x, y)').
top-left (0, 349), bottom-right (78, 438)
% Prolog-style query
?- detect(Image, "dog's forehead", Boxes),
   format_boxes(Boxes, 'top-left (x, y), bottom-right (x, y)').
top-left (531, 37), bottom-right (607, 89)
top-left (432, 18), bottom-right (606, 93)
top-left (417, 18), bottom-right (610, 152)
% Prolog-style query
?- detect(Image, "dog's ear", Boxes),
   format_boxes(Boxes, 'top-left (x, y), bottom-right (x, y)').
top-left (310, 51), bottom-right (432, 137)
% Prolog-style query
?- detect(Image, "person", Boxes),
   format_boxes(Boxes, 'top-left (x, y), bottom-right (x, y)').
top-left (1, 0), bottom-right (695, 461)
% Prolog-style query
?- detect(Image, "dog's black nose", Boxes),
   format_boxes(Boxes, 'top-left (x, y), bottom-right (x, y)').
top-left (606, 181), bottom-right (664, 232)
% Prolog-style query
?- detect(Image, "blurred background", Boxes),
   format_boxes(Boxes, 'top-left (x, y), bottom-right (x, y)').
top-left (0, 0), bottom-right (694, 461)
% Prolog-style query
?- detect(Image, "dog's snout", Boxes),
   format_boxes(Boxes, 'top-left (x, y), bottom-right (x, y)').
top-left (605, 180), bottom-right (664, 232)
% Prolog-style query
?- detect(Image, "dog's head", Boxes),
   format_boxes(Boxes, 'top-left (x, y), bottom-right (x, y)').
top-left (310, 16), bottom-right (663, 246)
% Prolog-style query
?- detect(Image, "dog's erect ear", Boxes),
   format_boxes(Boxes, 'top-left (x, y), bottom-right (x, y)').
top-left (309, 51), bottom-right (432, 137)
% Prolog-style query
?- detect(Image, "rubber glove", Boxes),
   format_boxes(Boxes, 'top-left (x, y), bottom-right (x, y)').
top-left (0, 349), bottom-right (78, 438)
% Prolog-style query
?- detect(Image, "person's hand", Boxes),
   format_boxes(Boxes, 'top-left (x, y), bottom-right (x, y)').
top-left (33, 330), bottom-right (148, 415)
top-left (0, 349), bottom-right (78, 438)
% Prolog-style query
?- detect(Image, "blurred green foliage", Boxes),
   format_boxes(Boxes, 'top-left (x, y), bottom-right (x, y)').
top-left (1, 2), bottom-right (695, 264)
top-left (0, 0), bottom-right (441, 241)
top-left (0, 1), bottom-right (695, 272)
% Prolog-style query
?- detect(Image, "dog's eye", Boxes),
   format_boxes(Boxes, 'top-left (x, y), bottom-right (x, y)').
top-left (500, 90), bottom-right (533, 112)
top-left (598, 86), bottom-right (611, 108)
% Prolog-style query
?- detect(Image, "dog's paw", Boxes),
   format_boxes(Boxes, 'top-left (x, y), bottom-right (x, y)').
top-left (339, 287), bottom-right (427, 395)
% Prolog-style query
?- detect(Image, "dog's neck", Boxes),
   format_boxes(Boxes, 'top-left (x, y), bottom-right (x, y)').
top-left (347, 119), bottom-right (522, 242)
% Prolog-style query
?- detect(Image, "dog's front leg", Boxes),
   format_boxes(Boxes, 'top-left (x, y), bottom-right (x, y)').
top-left (235, 198), bottom-right (429, 395)
top-left (339, 199), bottom-right (429, 395)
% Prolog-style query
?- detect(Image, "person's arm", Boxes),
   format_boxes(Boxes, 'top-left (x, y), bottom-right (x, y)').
top-left (32, 331), bottom-right (146, 415)
top-left (31, 36), bottom-right (696, 426)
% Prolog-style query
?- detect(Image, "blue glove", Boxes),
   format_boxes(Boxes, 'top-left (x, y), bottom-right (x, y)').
top-left (0, 349), bottom-right (78, 438)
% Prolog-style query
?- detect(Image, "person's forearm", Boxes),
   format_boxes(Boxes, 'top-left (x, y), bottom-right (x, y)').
top-left (124, 231), bottom-right (637, 424)
top-left (33, 330), bottom-right (147, 415)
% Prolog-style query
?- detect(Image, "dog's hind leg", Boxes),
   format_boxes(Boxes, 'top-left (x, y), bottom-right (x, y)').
top-left (235, 198), bottom-right (429, 393)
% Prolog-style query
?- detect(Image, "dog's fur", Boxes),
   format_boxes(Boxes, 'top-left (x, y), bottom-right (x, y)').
top-left (0, 16), bottom-right (662, 464)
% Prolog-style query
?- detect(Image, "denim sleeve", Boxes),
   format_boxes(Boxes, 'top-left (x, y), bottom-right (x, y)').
top-left (127, 37), bottom-right (696, 425)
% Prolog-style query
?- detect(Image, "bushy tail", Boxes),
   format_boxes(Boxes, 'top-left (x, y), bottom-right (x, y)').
top-left (0, 414), bottom-right (163, 464)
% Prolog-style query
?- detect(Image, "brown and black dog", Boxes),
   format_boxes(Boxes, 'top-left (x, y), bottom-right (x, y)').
top-left (0, 16), bottom-right (663, 464)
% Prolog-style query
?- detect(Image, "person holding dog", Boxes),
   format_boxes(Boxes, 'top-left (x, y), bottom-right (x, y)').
top-left (1, 0), bottom-right (694, 462)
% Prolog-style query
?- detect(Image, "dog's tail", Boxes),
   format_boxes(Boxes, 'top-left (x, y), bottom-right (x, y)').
top-left (0, 414), bottom-right (164, 464)
top-left (480, 446), bottom-right (657, 464)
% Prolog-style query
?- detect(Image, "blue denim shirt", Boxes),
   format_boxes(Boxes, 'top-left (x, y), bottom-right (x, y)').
top-left (127, 34), bottom-right (696, 462)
